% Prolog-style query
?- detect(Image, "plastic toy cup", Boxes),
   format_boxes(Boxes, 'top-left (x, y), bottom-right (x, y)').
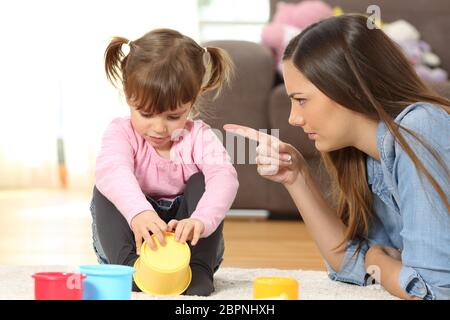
top-left (32, 272), bottom-right (86, 300)
top-left (78, 265), bottom-right (135, 300)
top-left (253, 276), bottom-right (299, 300)
top-left (133, 232), bottom-right (191, 295)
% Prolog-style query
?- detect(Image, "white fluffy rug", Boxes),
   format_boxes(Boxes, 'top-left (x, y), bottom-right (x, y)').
top-left (0, 265), bottom-right (397, 300)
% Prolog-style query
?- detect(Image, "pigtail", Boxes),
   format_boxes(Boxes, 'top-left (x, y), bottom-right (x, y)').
top-left (104, 36), bottom-right (131, 88)
top-left (201, 47), bottom-right (234, 98)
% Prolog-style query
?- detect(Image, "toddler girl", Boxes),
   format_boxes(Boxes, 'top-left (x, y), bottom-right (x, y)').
top-left (90, 28), bottom-right (239, 296)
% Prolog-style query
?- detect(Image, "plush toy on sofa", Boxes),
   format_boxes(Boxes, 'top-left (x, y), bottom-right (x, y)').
top-left (383, 19), bottom-right (448, 82)
top-left (261, 2), bottom-right (448, 82)
top-left (261, 0), bottom-right (333, 71)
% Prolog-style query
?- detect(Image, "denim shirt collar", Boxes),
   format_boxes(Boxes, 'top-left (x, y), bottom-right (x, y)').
top-left (366, 119), bottom-right (390, 194)
top-left (366, 103), bottom-right (424, 197)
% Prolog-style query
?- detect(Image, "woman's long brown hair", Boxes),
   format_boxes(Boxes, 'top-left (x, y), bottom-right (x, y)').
top-left (283, 14), bottom-right (450, 251)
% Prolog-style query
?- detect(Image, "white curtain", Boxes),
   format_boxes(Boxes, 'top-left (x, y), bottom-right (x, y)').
top-left (0, 0), bottom-right (199, 191)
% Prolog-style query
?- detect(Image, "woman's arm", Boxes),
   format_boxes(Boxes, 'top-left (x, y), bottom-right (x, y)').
top-left (365, 245), bottom-right (420, 300)
top-left (285, 169), bottom-right (347, 272)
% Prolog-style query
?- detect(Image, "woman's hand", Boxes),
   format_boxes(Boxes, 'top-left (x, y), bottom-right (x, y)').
top-left (223, 124), bottom-right (308, 185)
top-left (131, 210), bottom-right (168, 253)
top-left (167, 218), bottom-right (205, 246)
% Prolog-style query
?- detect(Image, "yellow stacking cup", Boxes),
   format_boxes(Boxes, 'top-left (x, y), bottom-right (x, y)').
top-left (253, 276), bottom-right (299, 300)
top-left (133, 232), bottom-right (192, 295)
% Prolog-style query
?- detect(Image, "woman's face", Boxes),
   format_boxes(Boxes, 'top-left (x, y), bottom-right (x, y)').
top-left (282, 59), bottom-right (360, 152)
top-left (129, 101), bottom-right (192, 150)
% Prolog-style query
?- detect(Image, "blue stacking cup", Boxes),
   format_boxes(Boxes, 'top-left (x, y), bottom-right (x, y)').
top-left (78, 265), bottom-right (136, 300)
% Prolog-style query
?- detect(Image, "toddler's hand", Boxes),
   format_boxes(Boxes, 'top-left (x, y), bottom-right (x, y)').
top-left (131, 210), bottom-right (168, 253)
top-left (167, 218), bottom-right (205, 246)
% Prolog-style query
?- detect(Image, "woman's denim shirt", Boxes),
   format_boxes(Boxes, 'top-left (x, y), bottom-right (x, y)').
top-left (326, 102), bottom-right (450, 300)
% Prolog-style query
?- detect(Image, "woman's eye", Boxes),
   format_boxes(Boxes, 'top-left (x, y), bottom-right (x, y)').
top-left (168, 116), bottom-right (181, 120)
top-left (291, 98), bottom-right (306, 106)
top-left (140, 113), bottom-right (153, 118)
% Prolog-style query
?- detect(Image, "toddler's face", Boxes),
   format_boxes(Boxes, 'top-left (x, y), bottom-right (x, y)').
top-left (129, 102), bottom-right (192, 150)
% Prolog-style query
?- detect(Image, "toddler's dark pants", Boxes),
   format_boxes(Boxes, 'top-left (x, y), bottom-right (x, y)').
top-left (90, 172), bottom-right (224, 296)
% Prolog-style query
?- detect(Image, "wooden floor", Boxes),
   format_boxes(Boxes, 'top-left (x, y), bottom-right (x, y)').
top-left (0, 189), bottom-right (326, 271)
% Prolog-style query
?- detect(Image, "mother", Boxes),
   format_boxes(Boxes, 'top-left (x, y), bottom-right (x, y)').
top-left (225, 15), bottom-right (450, 300)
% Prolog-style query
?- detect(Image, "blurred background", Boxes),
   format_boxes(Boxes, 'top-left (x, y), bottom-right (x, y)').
top-left (0, 0), bottom-right (269, 192)
top-left (1, 0), bottom-right (448, 269)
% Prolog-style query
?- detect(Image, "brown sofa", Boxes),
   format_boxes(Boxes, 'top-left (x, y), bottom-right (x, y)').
top-left (204, 0), bottom-right (450, 218)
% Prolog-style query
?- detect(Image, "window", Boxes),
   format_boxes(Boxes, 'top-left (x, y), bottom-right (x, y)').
top-left (198, 0), bottom-right (270, 43)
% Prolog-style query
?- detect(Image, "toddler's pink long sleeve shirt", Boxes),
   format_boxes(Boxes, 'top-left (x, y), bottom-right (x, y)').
top-left (95, 117), bottom-right (239, 238)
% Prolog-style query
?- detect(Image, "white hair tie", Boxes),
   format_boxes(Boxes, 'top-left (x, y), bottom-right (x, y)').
top-left (202, 47), bottom-right (211, 65)
top-left (201, 48), bottom-right (212, 88)
top-left (122, 40), bottom-right (132, 56)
